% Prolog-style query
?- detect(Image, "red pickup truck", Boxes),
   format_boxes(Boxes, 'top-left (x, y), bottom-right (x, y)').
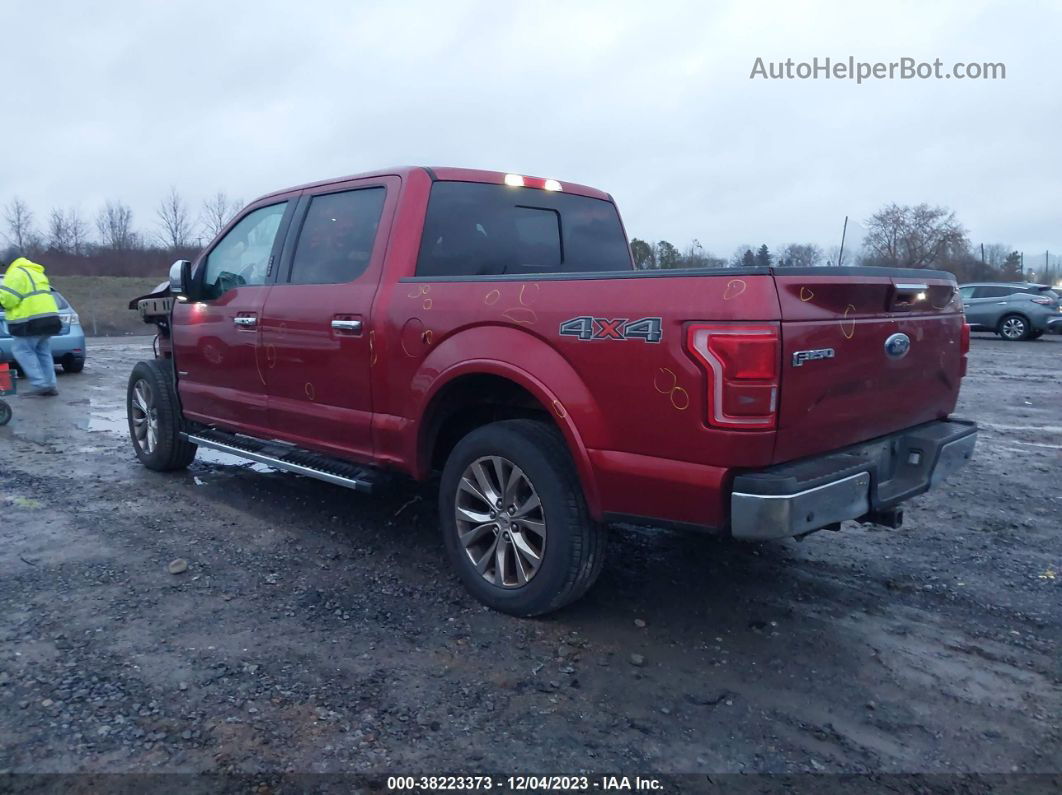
top-left (127, 166), bottom-right (977, 615)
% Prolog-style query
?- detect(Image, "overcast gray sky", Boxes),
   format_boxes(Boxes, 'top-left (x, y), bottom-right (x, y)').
top-left (3, 0), bottom-right (1059, 259)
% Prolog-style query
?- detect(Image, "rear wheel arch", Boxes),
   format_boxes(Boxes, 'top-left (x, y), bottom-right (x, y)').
top-left (416, 365), bottom-right (602, 519)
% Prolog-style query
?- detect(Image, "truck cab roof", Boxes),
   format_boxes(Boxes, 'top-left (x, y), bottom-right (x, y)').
top-left (256, 166), bottom-right (613, 204)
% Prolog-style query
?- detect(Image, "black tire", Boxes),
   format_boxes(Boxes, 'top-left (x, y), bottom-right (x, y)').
top-left (439, 419), bottom-right (606, 617)
top-left (0, 399), bottom-right (10, 427)
top-left (997, 314), bottom-right (1031, 341)
top-left (127, 359), bottom-right (197, 471)
top-left (61, 356), bottom-right (85, 374)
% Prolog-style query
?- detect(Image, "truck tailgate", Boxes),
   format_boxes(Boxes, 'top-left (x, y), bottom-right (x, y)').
top-left (772, 270), bottom-right (966, 463)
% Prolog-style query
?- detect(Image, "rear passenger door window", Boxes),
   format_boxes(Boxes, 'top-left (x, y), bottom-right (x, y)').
top-left (288, 188), bottom-right (387, 284)
top-left (973, 286), bottom-right (1015, 299)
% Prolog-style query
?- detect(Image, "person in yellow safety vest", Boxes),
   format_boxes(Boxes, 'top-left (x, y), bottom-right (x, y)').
top-left (0, 253), bottom-right (62, 396)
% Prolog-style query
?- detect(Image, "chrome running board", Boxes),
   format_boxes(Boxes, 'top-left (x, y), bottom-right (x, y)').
top-left (183, 431), bottom-right (382, 494)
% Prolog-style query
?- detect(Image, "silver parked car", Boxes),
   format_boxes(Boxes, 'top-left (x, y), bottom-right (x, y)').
top-left (958, 282), bottom-right (1062, 340)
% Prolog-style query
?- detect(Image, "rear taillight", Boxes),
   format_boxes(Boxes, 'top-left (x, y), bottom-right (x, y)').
top-left (687, 323), bottom-right (780, 430)
top-left (960, 322), bottom-right (970, 378)
top-left (1031, 296), bottom-right (1052, 305)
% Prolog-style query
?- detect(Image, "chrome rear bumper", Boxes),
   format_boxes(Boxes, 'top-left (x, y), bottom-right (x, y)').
top-left (730, 419), bottom-right (977, 540)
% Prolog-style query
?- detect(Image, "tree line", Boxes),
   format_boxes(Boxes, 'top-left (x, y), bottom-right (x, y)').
top-left (2, 193), bottom-right (1055, 285)
top-left (1, 190), bottom-right (240, 276)
top-left (630, 202), bottom-right (1055, 284)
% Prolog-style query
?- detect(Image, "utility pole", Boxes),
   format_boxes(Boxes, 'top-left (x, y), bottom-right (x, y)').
top-left (980, 243), bottom-right (985, 263)
top-left (837, 216), bottom-right (848, 267)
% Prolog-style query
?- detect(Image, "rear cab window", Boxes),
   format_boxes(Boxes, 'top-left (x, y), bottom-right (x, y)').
top-left (415, 181), bottom-right (632, 278)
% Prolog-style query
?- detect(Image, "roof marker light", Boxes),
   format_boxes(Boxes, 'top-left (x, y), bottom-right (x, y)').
top-left (504, 173), bottom-right (524, 187)
top-left (543, 179), bottom-right (563, 191)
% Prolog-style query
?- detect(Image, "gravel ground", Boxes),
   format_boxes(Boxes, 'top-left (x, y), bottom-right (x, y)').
top-left (0, 334), bottom-right (1059, 782)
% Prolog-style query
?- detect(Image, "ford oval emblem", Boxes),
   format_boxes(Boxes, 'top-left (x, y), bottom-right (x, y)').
top-left (884, 332), bottom-right (911, 359)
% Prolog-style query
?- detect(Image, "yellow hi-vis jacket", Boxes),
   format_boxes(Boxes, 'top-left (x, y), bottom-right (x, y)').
top-left (0, 258), bottom-right (61, 336)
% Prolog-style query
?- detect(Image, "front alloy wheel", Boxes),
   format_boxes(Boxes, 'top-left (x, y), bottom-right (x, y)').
top-left (456, 456), bottom-right (547, 588)
top-left (126, 359), bottom-right (197, 471)
top-left (130, 379), bottom-right (159, 455)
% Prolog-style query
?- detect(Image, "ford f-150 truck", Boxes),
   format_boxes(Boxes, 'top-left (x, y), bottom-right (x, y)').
top-left (127, 166), bottom-right (977, 616)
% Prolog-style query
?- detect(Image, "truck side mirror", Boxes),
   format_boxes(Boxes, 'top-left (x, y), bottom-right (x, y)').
top-left (169, 259), bottom-right (194, 299)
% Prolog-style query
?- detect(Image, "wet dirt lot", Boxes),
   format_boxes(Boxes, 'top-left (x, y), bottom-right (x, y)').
top-left (0, 334), bottom-right (1059, 780)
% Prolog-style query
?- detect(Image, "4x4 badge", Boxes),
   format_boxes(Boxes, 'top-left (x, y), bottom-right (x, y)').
top-left (559, 316), bottom-right (663, 343)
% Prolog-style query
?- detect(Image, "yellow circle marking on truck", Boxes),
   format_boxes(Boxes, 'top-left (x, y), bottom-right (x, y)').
top-left (841, 304), bottom-right (856, 339)
top-left (723, 279), bottom-right (747, 300)
top-left (654, 367), bottom-right (689, 411)
top-left (519, 283), bottom-right (540, 306)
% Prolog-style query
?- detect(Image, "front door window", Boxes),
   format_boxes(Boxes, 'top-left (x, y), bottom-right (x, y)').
top-left (203, 203), bottom-right (288, 298)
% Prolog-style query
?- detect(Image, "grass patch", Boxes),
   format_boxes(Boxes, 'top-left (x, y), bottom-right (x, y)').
top-left (49, 275), bottom-right (164, 336)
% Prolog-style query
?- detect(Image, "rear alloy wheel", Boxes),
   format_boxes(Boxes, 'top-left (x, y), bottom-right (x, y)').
top-left (439, 419), bottom-right (606, 617)
top-left (455, 455), bottom-right (547, 588)
top-left (998, 314), bottom-right (1030, 341)
top-left (127, 360), bottom-right (197, 471)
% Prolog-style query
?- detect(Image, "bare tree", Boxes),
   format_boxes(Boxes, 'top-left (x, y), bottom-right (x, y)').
top-left (66, 208), bottom-right (89, 254)
top-left (982, 243), bottom-right (1010, 269)
top-left (200, 191), bottom-right (241, 240)
top-left (48, 208), bottom-right (71, 252)
top-left (156, 187), bottom-right (192, 250)
top-left (778, 243), bottom-right (824, 267)
top-left (4, 197), bottom-right (37, 251)
top-left (96, 200), bottom-right (137, 250)
top-left (825, 245), bottom-right (852, 267)
top-left (863, 203), bottom-right (968, 269)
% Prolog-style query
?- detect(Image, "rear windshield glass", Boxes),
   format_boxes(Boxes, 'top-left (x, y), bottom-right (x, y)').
top-left (415, 181), bottom-right (632, 277)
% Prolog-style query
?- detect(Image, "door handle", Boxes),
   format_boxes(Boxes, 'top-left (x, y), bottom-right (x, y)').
top-left (331, 318), bottom-right (363, 333)
top-left (234, 315), bottom-right (257, 328)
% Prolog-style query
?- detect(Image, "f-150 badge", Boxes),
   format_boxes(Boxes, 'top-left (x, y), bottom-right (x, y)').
top-left (559, 316), bottom-right (663, 343)
top-left (792, 348), bottom-right (835, 366)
